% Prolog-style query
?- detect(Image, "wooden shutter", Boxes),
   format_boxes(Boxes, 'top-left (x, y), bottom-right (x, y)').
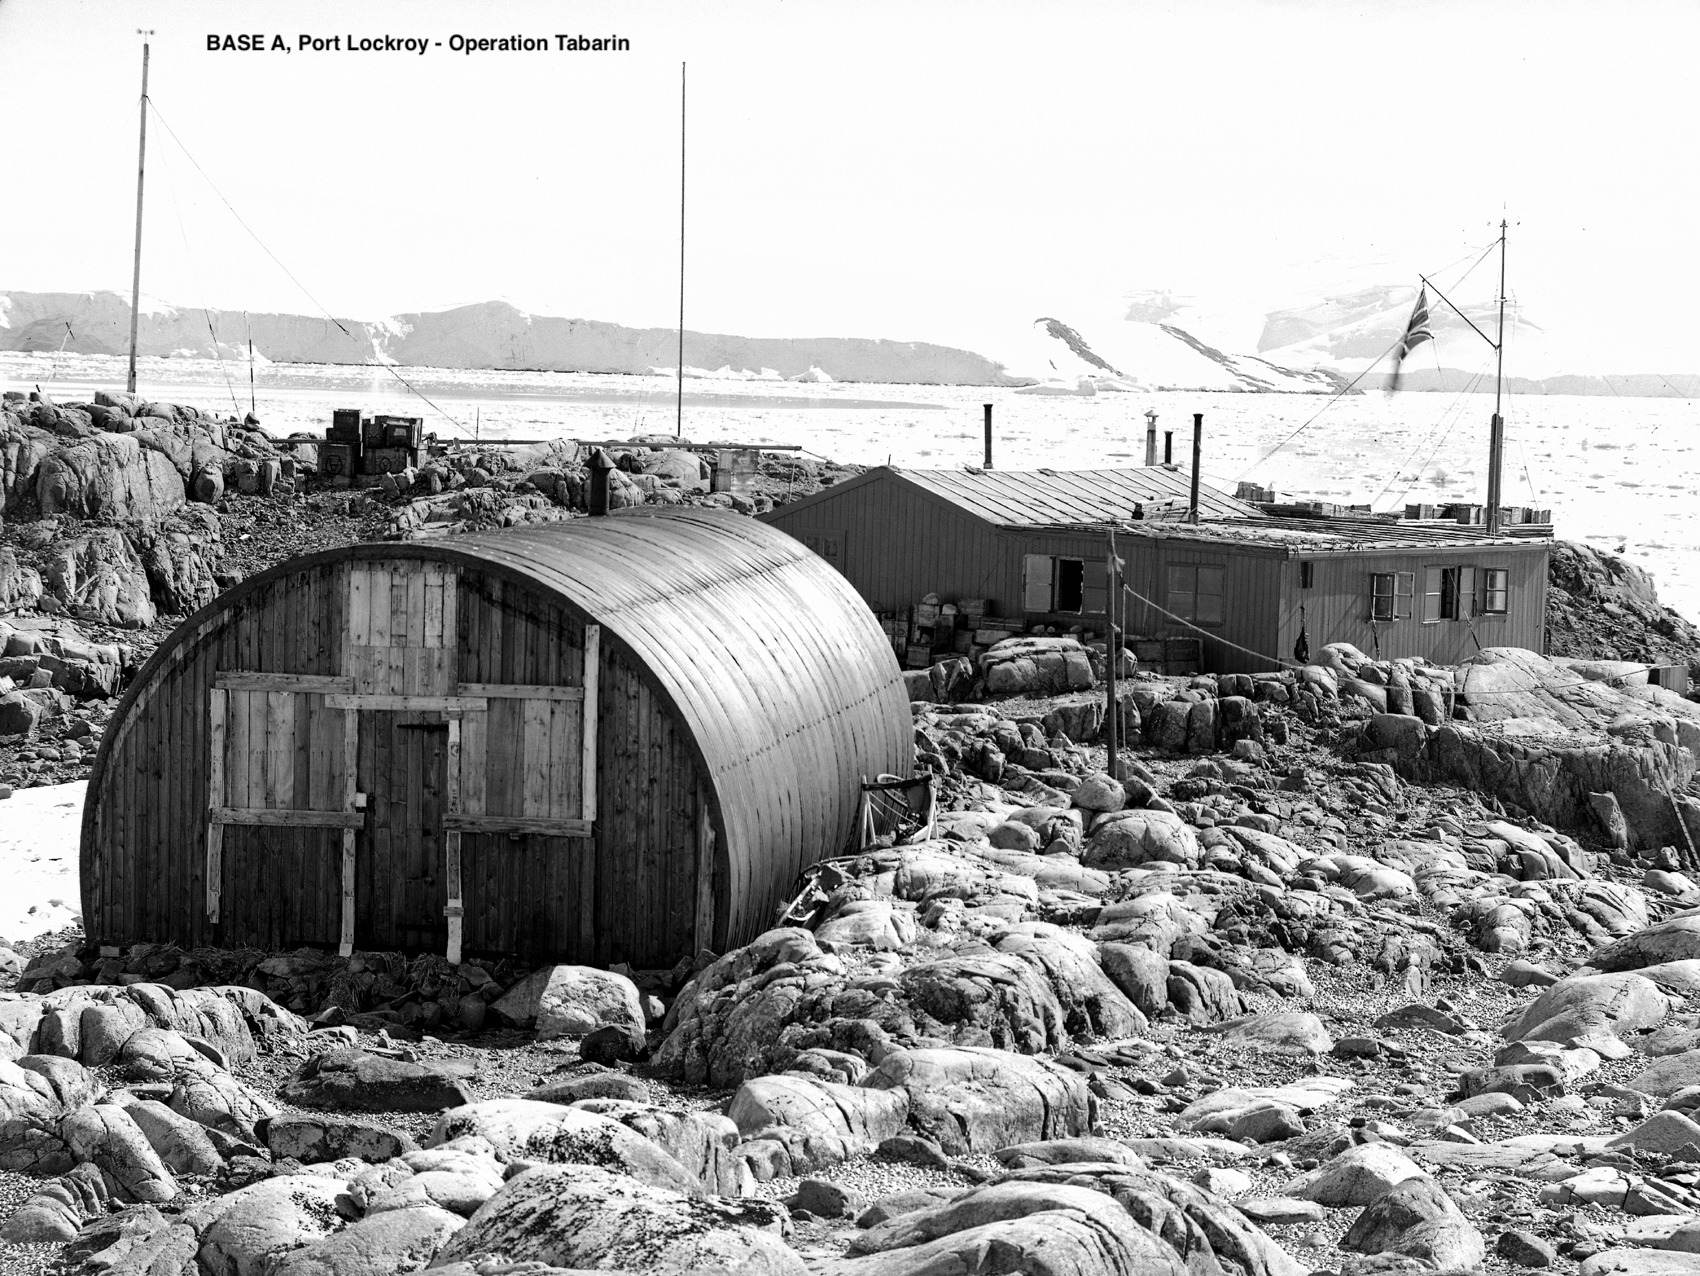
top-left (1023, 554), bottom-right (1053, 612)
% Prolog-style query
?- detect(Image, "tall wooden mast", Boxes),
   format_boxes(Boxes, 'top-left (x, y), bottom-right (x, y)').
top-left (1485, 219), bottom-right (1507, 534)
top-left (676, 61), bottom-right (686, 438)
top-left (126, 33), bottom-right (153, 395)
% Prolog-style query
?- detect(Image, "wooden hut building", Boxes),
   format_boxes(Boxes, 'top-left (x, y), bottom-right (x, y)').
top-left (760, 466), bottom-right (1553, 674)
top-left (80, 508), bottom-right (911, 968)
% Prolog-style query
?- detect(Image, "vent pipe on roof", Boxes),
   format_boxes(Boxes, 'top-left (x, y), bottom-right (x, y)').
top-left (983, 403), bottom-right (993, 470)
top-left (1163, 431), bottom-right (1173, 466)
top-left (1189, 413), bottom-right (1203, 523)
top-left (1144, 409), bottom-right (1158, 467)
top-left (587, 447), bottom-right (616, 516)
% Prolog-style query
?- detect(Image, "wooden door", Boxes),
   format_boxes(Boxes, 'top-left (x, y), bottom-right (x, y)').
top-left (204, 672), bottom-right (360, 951)
top-left (361, 714), bottom-right (449, 952)
top-left (445, 624), bottom-right (599, 962)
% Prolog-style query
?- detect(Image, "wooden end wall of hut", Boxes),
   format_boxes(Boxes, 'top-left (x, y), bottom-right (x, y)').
top-left (83, 557), bottom-right (706, 969)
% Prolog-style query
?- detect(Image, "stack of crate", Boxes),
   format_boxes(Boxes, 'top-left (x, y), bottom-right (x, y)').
top-left (879, 610), bottom-right (911, 660)
top-left (322, 410), bottom-right (427, 483)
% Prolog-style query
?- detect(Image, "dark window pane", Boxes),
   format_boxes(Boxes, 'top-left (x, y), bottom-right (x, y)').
top-left (1056, 558), bottom-right (1085, 612)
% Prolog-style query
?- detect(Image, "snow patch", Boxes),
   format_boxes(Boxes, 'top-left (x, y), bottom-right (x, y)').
top-left (0, 782), bottom-right (84, 942)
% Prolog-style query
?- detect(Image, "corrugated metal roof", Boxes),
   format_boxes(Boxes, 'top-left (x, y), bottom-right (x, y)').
top-left (87, 508), bottom-right (913, 953)
top-left (1099, 514), bottom-right (1555, 553)
top-left (441, 509), bottom-right (915, 944)
top-left (890, 465), bottom-right (1261, 526)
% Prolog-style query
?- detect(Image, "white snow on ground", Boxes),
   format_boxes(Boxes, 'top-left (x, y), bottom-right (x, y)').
top-left (0, 782), bottom-right (84, 943)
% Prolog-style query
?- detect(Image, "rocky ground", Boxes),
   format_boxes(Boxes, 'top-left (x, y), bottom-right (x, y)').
top-left (5, 392), bottom-right (1700, 1274)
top-left (0, 654), bottom-right (1695, 1274)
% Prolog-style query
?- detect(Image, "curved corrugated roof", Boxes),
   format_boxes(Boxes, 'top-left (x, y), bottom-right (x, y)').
top-left (443, 508), bottom-right (915, 941)
top-left (83, 507), bottom-right (913, 950)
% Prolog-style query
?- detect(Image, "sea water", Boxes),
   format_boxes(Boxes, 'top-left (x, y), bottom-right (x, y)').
top-left (6, 351), bottom-right (1697, 623)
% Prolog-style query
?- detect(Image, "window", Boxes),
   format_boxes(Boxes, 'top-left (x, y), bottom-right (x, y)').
top-left (1370, 572), bottom-right (1414, 621)
top-left (1022, 554), bottom-right (1088, 614)
top-left (1479, 567), bottom-right (1509, 615)
top-left (1167, 564), bottom-right (1225, 626)
top-left (1423, 565), bottom-right (1479, 622)
top-left (1299, 561), bottom-right (1314, 589)
top-left (1055, 558), bottom-right (1085, 612)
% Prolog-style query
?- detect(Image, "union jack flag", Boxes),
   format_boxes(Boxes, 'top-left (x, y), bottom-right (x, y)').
top-left (1389, 286), bottom-right (1434, 392)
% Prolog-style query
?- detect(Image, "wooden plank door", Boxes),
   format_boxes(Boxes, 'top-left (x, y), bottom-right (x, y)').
top-left (360, 713), bottom-right (449, 952)
top-left (334, 560), bottom-right (469, 956)
top-left (205, 672), bottom-right (360, 952)
top-left (445, 624), bottom-right (600, 962)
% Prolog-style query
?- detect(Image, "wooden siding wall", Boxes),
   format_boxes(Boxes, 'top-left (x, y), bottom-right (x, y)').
top-left (764, 481), bottom-right (1013, 614)
top-left (1119, 540), bottom-right (1287, 676)
top-left (85, 559), bottom-right (706, 968)
top-left (89, 565), bottom-right (346, 953)
top-left (1273, 546), bottom-right (1549, 666)
top-left (764, 483), bottom-right (1285, 673)
top-left (455, 571), bottom-right (702, 967)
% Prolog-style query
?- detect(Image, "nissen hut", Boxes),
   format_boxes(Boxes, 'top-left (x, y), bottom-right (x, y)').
top-left (80, 508), bottom-right (912, 968)
top-left (760, 465), bottom-right (1554, 673)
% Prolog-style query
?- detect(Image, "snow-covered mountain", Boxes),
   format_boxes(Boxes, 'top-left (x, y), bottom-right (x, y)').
top-left (0, 293), bottom-right (1026, 387)
top-left (987, 297), bottom-right (1348, 395)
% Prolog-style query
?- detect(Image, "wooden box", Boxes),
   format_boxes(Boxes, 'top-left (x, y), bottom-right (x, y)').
top-left (361, 447), bottom-right (419, 476)
top-left (321, 443), bottom-right (356, 479)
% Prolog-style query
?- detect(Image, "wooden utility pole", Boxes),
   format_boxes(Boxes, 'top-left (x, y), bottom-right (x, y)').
top-left (1104, 525), bottom-right (1119, 773)
top-left (1486, 219), bottom-right (1508, 534)
top-left (126, 33), bottom-right (153, 395)
top-left (676, 62), bottom-right (687, 438)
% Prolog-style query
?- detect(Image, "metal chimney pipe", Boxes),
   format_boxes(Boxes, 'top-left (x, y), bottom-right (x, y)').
top-left (1144, 409), bottom-right (1158, 467)
top-left (1163, 431), bottom-right (1173, 466)
top-left (983, 403), bottom-right (993, 469)
top-left (587, 447), bottom-right (616, 516)
top-left (1189, 413), bottom-right (1203, 523)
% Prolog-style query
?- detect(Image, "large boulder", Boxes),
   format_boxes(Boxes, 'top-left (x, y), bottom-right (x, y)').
top-left (1501, 971), bottom-right (1669, 1053)
top-left (279, 1050), bottom-right (475, 1113)
top-left (728, 1074), bottom-right (908, 1175)
top-left (265, 1206), bottom-right (463, 1276)
top-left (1282, 1143), bottom-right (1426, 1207)
top-left (837, 1169), bottom-right (1302, 1276)
top-left (58, 1103), bottom-right (177, 1204)
top-left (994, 929), bottom-right (1147, 1042)
top-left (652, 928), bottom-right (847, 1089)
top-left (866, 1047), bottom-right (1094, 1156)
top-left (265, 1112), bottom-right (418, 1163)
top-left (35, 433), bottom-right (185, 522)
top-left (490, 964), bottom-right (646, 1040)
top-left (1341, 1174), bottom-right (1485, 1269)
top-left (1593, 917), bottom-right (1700, 971)
top-left (0, 1056), bottom-right (85, 1172)
top-left (1082, 810), bottom-right (1201, 870)
top-left (425, 1099), bottom-right (702, 1194)
top-left (895, 952), bottom-right (1067, 1054)
top-left (41, 528), bottom-right (157, 629)
top-left (194, 1176), bottom-right (349, 1276)
top-left (1098, 943), bottom-right (1170, 1017)
top-left (430, 1164), bottom-right (801, 1274)
top-left (0, 1163), bottom-right (109, 1243)
top-left (570, 1100), bottom-right (747, 1197)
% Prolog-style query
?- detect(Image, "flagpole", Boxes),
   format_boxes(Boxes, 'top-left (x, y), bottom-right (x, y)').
top-left (1486, 220), bottom-right (1507, 535)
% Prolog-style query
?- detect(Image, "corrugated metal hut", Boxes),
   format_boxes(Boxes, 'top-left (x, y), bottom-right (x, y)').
top-left (760, 465), bottom-right (1551, 673)
top-left (80, 508), bottom-right (911, 968)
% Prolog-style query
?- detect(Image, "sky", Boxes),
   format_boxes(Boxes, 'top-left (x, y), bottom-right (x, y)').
top-left (2, 0), bottom-right (1696, 374)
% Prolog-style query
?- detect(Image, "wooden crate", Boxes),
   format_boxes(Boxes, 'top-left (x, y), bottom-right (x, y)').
top-left (1162, 637), bottom-right (1202, 676)
top-left (1133, 639), bottom-right (1165, 665)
